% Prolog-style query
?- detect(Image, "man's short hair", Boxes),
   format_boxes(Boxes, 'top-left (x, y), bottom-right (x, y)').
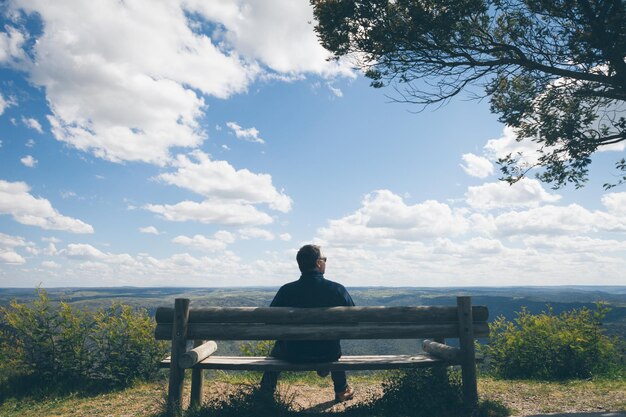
top-left (296, 244), bottom-right (322, 272)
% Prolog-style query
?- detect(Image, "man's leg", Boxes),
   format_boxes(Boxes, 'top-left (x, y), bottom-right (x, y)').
top-left (260, 342), bottom-right (282, 393)
top-left (330, 371), bottom-right (348, 393)
top-left (331, 371), bottom-right (354, 402)
top-left (260, 369), bottom-right (280, 392)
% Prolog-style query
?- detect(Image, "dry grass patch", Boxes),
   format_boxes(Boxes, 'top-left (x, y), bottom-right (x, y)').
top-left (0, 382), bottom-right (166, 417)
top-left (1, 376), bottom-right (624, 417)
top-left (478, 378), bottom-right (626, 416)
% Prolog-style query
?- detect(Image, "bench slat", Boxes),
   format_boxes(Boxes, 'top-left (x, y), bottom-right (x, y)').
top-left (159, 354), bottom-right (452, 371)
top-left (155, 305), bottom-right (488, 324)
top-left (155, 322), bottom-right (489, 340)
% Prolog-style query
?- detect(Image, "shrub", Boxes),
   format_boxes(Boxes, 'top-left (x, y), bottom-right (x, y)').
top-left (349, 368), bottom-right (509, 417)
top-left (239, 340), bottom-right (273, 357)
top-left (351, 368), bottom-right (464, 417)
top-left (0, 289), bottom-right (92, 387)
top-left (481, 304), bottom-right (625, 380)
top-left (0, 289), bottom-right (167, 395)
top-left (185, 386), bottom-right (294, 417)
top-left (91, 303), bottom-right (168, 387)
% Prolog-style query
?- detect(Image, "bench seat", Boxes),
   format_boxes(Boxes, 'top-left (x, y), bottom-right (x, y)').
top-left (159, 353), bottom-right (450, 371)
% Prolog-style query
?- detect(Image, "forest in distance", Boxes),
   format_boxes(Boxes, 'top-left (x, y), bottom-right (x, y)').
top-left (1, 285), bottom-right (625, 357)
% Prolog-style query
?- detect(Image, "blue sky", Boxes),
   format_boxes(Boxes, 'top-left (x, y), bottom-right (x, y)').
top-left (1, 0), bottom-right (625, 288)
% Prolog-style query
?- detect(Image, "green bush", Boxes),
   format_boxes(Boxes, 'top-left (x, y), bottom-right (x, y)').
top-left (0, 289), bottom-right (92, 387)
top-left (481, 304), bottom-right (625, 380)
top-left (353, 368), bottom-right (464, 417)
top-left (91, 303), bottom-right (167, 386)
top-left (185, 386), bottom-right (293, 417)
top-left (239, 340), bottom-right (273, 357)
top-left (0, 289), bottom-right (167, 394)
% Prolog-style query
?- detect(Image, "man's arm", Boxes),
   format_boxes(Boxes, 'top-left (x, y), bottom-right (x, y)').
top-left (340, 285), bottom-right (355, 307)
top-left (269, 287), bottom-right (285, 307)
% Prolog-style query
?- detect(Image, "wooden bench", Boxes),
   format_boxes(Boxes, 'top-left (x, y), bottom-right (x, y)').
top-left (155, 296), bottom-right (488, 416)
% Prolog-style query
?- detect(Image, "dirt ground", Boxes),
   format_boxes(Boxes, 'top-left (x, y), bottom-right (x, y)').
top-left (195, 379), bottom-right (626, 415)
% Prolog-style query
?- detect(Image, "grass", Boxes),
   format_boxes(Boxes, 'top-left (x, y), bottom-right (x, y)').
top-left (0, 372), bottom-right (624, 417)
top-left (0, 381), bottom-right (166, 417)
top-left (478, 376), bottom-right (626, 416)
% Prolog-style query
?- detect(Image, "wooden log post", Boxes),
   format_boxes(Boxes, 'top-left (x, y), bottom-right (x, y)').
top-left (156, 322), bottom-right (489, 340)
top-left (167, 298), bottom-right (190, 417)
top-left (457, 296), bottom-right (478, 408)
top-left (155, 305), bottom-right (490, 325)
top-left (190, 339), bottom-right (206, 408)
top-left (429, 337), bottom-right (448, 384)
top-left (181, 340), bottom-right (218, 368)
top-left (423, 339), bottom-right (460, 362)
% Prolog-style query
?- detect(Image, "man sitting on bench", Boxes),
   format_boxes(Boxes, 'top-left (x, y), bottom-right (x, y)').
top-left (260, 244), bottom-right (356, 402)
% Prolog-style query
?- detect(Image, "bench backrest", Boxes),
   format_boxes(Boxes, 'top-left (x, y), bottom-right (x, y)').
top-left (155, 298), bottom-right (489, 341)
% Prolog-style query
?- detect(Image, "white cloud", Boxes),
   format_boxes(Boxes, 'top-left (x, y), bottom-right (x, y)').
top-left (0, 25), bottom-right (27, 64)
top-left (43, 242), bottom-right (58, 256)
top-left (239, 227), bottom-right (275, 240)
top-left (182, 0), bottom-right (354, 77)
top-left (318, 190), bottom-right (469, 245)
top-left (303, 186), bottom-right (626, 286)
top-left (279, 233), bottom-right (292, 241)
top-left (22, 117), bottom-right (43, 133)
top-left (523, 235), bottom-right (626, 253)
top-left (0, 232), bottom-right (35, 265)
top-left (139, 226), bottom-right (161, 235)
top-left (484, 126), bottom-right (545, 166)
top-left (145, 199), bottom-right (273, 226)
top-left (214, 230), bottom-right (236, 243)
top-left (26, 139), bottom-right (35, 147)
top-left (0, 232), bottom-right (27, 248)
top-left (328, 84), bottom-right (343, 97)
top-left (601, 192), bottom-right (626, 216)
top-left (466, 178), bottom-right (561, 210)
top-left (158, 151), bottom-right (292, 212)
top-left (0, 180), bottom-right (94, 233)
top-left (9, 1), bottom-right (258, 165)
top-left (433, 237), bottom-right (504, 256)
top-left (62, 243), bottom-right (135, 265)
top-left (60, 191), bottom-right (77, 199)
top-left (24, 246), bottom-right (39, 255)
top-left (63, 243), bottom-right (106, 260)
top-left (172, 231), bottom-right (235, 251)
top-left (7, 0), bottom-right (353, 166)
top-left (226, 121), bottom-right (265, 144)
top-left (20, 155), bottom-right (37, 167)
top-left (460, 153), bottom-right (494, 178)
top-left (42, 260), bottom-right (61, 269)
top-left (0, 93), bottom-right (15, 115)
top-left (491, 204), bottom-right (620, 236)
top-left (0, 251), bottom-right (26, 264)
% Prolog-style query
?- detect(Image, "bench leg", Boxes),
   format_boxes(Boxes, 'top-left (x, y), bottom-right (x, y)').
top-left (167, 298), bottom-right (190, 417)
top-left (190, 340), bottom-right (205, 407)
top-left (457, 296), bottom-right (478, 408)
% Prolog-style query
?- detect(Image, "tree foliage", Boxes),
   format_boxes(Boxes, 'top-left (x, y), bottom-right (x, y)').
top-left (312, 0), bottom-right (626, 188)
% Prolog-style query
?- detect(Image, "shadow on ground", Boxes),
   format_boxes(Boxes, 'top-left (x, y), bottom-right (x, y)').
top-left (517, 413), bottom-right (626, 417)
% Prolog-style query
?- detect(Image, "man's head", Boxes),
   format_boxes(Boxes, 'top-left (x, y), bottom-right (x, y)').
top-left (296, 244), bottom-right (326, 273)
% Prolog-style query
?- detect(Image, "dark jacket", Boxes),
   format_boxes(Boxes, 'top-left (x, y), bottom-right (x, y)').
top-left (270, 270), bottom-right (355, 362)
